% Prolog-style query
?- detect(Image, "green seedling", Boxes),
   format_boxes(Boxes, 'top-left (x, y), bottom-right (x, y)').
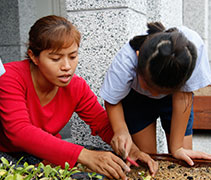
top-left (0, 157), bottom-right (81, 180)
top-left (0, 157), bottom-right (104, 180)
top-left (88, 172), bottom-right (103, 180)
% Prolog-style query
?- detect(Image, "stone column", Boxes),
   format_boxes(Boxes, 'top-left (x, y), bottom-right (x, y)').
top-left (0, 0), bottom-right (21, 63)
top-left (183, 0), bottom-right (209, 57)
top-left (0, 0), bottom-right (36, 63)
top-left (64, 0), bottom-right (147, 149)
top-left (147, 0), bottom-right (182, 27)
top-left (64, 0), bottom-right (182, 152)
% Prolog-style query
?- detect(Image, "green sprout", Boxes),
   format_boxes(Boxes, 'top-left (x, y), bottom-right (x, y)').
top-left (88, 172), bottom-right (103, 180)
top-left (0, 157), bottom-right (105, 180)
top-left (0, 157), bottom-right (82, 180)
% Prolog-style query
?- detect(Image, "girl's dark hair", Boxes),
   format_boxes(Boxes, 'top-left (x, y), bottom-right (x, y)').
top-left (129, 22), bottom-right (197, 92)
top-left (26, 15), bottom-right (81, 58)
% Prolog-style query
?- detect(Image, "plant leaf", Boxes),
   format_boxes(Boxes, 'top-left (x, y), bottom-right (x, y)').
top-left (1, 157), bottom-right (9, 166)
top-left (0, 169), bottom-right (7, 176)
top-left (4, 174), bottom-right (14, 180)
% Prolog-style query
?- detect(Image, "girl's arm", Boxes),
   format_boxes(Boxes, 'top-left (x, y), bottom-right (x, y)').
top-left (105, 101), bottom-right (132, 159)
top-left (170, 91), bottom-right (211, 165)
top-left (105, 101), bottom-right (158, 176)
top-left (170, 91), bottom-right (192, 153)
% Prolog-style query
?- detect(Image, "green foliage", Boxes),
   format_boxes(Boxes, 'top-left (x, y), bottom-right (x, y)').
top-left (137, 171), bottom-right (151, 180)
top-left (0, 157), bottom-right (102, 180)
top-left (88, 172), bottom-right (103, 180)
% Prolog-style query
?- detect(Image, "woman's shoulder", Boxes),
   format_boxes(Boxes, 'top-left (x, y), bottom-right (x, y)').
top-left (0, 60), bottom-right (31, 92)
top-left (3, 59), bottom-right (30, 76)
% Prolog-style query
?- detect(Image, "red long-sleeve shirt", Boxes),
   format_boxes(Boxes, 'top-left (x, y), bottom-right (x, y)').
top-left (0, 59), bottom-right (113, 168)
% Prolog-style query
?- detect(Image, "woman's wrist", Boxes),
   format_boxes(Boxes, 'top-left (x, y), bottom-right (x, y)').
top-left (77, 148), bottom-right (89, 164)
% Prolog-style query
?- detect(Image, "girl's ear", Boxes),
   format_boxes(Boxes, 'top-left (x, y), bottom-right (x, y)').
top-left (136, 51), bottom-right (139, 57)
top-left (28, 49), bottom-right (38, 65)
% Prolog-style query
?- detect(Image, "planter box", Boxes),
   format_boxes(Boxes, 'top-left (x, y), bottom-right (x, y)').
top-left (193, 85), bottom-right (211, 130)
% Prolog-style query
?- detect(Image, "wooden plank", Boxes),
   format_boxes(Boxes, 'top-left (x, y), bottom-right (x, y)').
top-left (193, 96), bottom-right (211, 130)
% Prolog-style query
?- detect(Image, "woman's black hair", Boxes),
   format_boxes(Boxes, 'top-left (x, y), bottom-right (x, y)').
top-left (129, 22), bottom-right (197, 91)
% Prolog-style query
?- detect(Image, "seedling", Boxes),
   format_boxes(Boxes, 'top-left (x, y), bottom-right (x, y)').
top-left (88, 172), bottom-right (103, 179)
top-left (0, 157), bottom-right (103, 179)
top-left (137, 170), bottom-right (152, 180)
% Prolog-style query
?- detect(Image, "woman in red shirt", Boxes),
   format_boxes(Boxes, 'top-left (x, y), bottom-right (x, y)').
top-left (0, 15), bottom-right (157, 179)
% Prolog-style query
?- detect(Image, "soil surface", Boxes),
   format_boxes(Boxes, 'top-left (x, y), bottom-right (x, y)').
top-left (77, 160), bottom-right (211, 180)
top-left (125, 160), bottom-right (211, 180)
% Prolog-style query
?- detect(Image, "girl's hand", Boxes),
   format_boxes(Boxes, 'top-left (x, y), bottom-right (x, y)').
top-left (127, 143), bottom-right (158, 177)
top-left (172, 147), bottom-right (211, 166)
top-left (78, 148), bottom-right (130, 180)
top-left (110, 129), bottom-right (132, 159)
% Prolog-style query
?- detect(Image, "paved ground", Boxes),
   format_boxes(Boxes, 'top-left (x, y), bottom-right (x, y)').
top-left (192, 130), bottom-right (211, 154)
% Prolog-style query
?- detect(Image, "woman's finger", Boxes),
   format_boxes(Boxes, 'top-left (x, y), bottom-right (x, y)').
top-left (106, 155), bottom-right (130, 180)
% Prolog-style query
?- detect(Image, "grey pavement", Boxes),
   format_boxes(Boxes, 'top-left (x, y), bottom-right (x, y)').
top-left (193, 130), bottom-right (211, 154)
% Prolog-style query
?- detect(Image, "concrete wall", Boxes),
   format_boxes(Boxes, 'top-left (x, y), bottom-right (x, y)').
top-left (183, 0), bottom-right (210, 64)
top-left (0, 0), bottom-right (66, 63)
top-left (147, 0), bottom-right (182, 27)
top-left (64, 0), bottom-right (182, 152)
top-left (64, 0), bottom-right (148, 150)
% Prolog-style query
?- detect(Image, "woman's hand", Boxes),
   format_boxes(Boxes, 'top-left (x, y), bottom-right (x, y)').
top-left (77, 148), bottom-right (130, 180)
top-left (172, 147), bottom-right (211, 166)
top-left (127, 143), bottom-right (158, 177)
top-left (110, 129), bottom-right (133, 159)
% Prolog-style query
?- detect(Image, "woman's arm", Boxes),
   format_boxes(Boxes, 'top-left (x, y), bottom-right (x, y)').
top-left (78, 148), bottom-right (129, 180)
top-left (0, 73), bottom-right (84, 168)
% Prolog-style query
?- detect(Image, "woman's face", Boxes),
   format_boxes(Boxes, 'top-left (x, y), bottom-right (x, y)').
top-left (34, 42), bottom-right (79, 87)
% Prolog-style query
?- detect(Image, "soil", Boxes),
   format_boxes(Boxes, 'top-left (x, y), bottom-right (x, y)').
top-left (77, 159), bottom-right (211, 180)
top-left (125, 160), bottom-right (211, 180)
